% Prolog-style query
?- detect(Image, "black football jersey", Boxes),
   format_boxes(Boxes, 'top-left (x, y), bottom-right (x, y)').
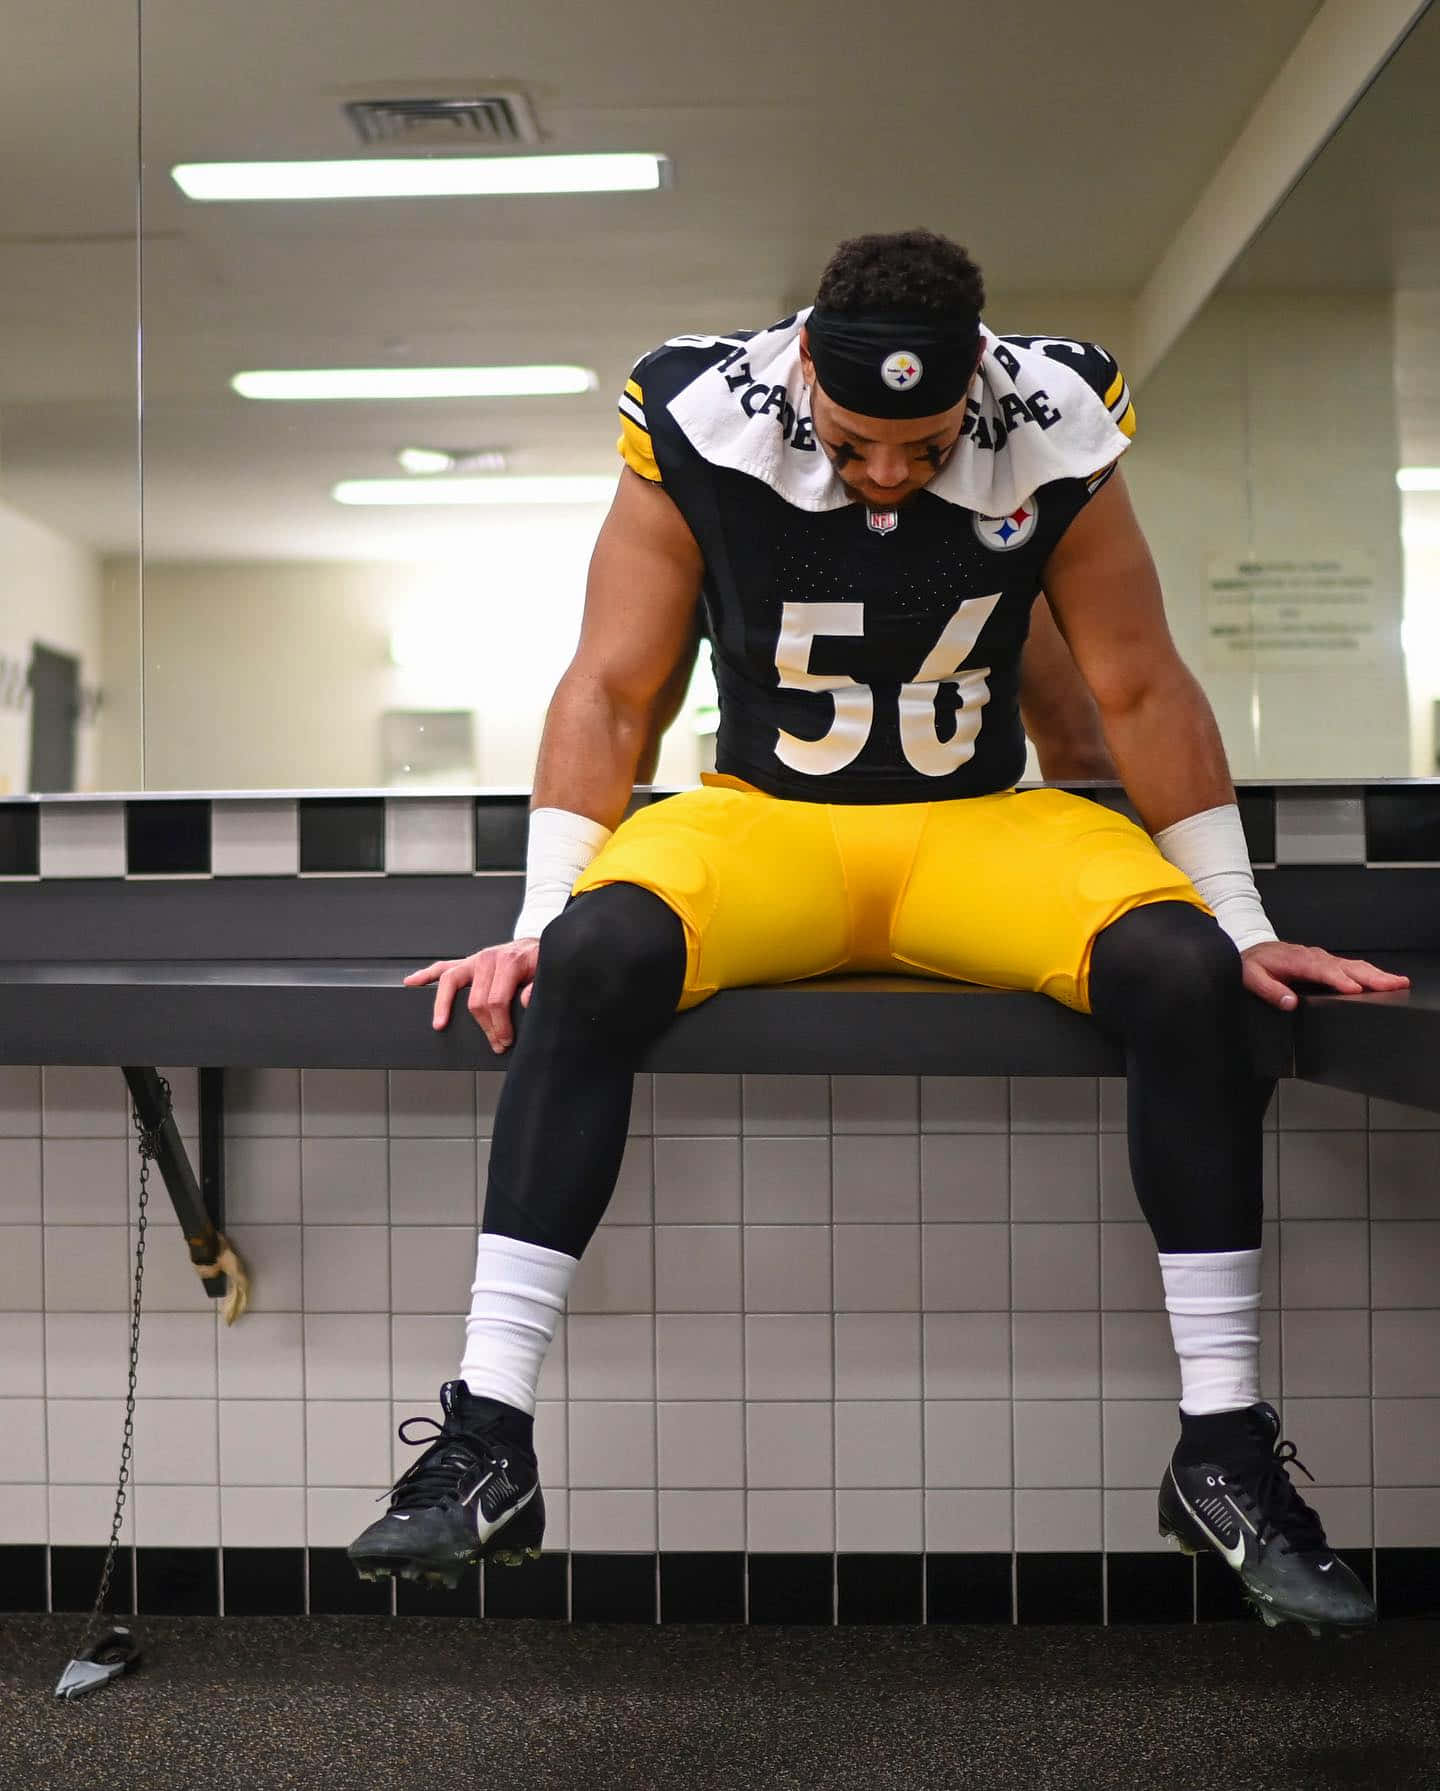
top-left (617, 320), bottom-right (1135, 804)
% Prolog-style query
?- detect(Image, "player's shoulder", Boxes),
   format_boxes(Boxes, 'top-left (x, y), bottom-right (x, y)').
top-left (997, 334), bottom-right (1135, 437)
top-left (626, 328), bottom-right (759, 400)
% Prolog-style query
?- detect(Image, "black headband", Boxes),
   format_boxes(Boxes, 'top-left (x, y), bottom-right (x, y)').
top-left (806, 307), bottom-right (982, 419)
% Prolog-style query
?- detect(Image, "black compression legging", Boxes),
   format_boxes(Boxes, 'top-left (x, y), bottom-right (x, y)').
top-left (482, 888), bottom-right (1270, 1258)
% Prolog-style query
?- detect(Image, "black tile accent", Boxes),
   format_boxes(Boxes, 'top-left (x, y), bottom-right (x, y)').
top-left (747, 1554), bottom-right (834, 1626)
top-left (570, 1553), bottom-right (657, 1624)
top-left (222, 1547), bottom-right (306, 1616)
top-left (473, 797), bottom-right (530, 871)
top-left (50, 1545), bottom-right (134, 1615)
top-left (1237, 788), bottom-right (1276, 864)
top-left (298, 798), bottom-right (385, 874)
top-left (1106, 1551), bottom-right (1194, 1624)
top-left (1195, 1551), bottom-right (1251, 1624)
top-left (1365, 787), bottom-right (1440, 863)
top-left (837, 1553), bottom-right (923, 1624)
top-left (0, 805), bottom-right (39, 876)
top-left (483, 1552), bottom-right (568, 1620)
top-left (394, 1566), bottom-right (480, 1617)
top-left (125, 800), bottom-right (212, 875)
top-left (925, 1553), bottom-right (1014, 1624)
top-left (0, 1545), bottom-right (46, 1612)
top-left (308, 1548), bottom-right (393, 1616)
top-left (1015, 1552), bottom-right (1103, 1625)
top-left (136, 1547), bottom-right (220, 1616)
top-left (1376, 1548), bottom-right (1440, 1619)
top-left (659, 1552), bottom-right (745, 1623)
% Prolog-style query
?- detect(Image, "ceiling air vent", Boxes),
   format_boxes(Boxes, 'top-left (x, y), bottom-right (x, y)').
top-left (343, 93), bottom-right (541, 149)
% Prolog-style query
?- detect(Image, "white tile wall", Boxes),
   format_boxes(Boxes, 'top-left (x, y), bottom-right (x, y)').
top-left (3, 1066), bottom-right (1438, 1573)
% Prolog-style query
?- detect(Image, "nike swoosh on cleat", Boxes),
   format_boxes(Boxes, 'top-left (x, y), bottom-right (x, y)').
top-left (471, 1481), bottom-right (537, 1544)
top-left (1319, 1560), bottom-right (1333, 1573)
top-left (1171, 1473), bottom-right (1245, 1571)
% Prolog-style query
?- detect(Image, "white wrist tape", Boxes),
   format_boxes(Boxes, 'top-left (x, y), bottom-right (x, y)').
top-left (512, 807), bottom-right (612, 941)
top-left (1153, 803), bottom-right (1277, 954)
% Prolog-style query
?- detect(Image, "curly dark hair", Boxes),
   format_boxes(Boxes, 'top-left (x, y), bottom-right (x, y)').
top-left (814, 229), bottom-right (985, 317)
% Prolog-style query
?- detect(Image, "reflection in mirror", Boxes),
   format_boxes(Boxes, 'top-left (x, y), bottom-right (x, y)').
top-left (1136, 3), bottom-right (1440, 779)
top-left (0, 6), bottom-right (140, 797)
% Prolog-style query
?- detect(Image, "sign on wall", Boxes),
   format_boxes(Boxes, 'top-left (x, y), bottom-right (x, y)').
top-left (1206, 555), bottom-right (1388, 670)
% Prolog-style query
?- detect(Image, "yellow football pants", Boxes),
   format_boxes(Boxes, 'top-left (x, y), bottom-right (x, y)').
top-left (572, 775), bottom-right (1207, 1014)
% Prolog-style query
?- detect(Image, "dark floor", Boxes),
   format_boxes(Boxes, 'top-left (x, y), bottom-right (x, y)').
top-left (2, 1615), bottom-right (1437, 1791)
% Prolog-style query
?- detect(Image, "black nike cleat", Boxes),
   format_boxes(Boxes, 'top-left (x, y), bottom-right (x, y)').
top-left (1158, 1401), bottom-right (1374, 1639)
top-left (347, 1380), bottom-right (544, 1590)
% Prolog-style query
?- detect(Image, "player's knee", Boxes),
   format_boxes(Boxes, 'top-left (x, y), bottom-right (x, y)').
top-left (534, 883), bottom-right (686, 1027)
top-left (1090, 900), bottom-right (1241, 1035)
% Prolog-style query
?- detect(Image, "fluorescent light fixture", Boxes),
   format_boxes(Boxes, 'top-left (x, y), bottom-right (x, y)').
top-left (233, 366), bottom-right (596, 401)
top-left (172, 153), bottom-right (666, 202)
top-left (399, 448), bottom-right (508, 474)
top-left (1397, 468), bottom-right (1440, 491)
top-left (399, 449), bottom-right (456, 475)
top-left (334, 475), bottom-right (616, 506)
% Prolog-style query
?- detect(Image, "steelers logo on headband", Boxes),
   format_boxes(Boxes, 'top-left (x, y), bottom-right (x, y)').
top-left (807, 306), bottom-right (979, 419)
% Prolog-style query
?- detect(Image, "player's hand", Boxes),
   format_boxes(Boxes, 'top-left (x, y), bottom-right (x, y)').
top-left (1240, 941), bottom-right (1410, 1012)
top-left (403, 939), bottom-right (541, 1052)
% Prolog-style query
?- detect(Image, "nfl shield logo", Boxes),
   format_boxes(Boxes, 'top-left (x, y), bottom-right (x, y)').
top-left (867, 508), bottom-right (899, 535)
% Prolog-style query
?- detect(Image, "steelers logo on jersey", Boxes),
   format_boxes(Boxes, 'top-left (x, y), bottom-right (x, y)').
top-left (974, 500), bottom-right (1039, 551)
top-left (880, 350), bottom-right (923, 392)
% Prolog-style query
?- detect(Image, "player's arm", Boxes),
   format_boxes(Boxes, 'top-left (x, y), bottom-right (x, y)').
top-left (1041, 469), bottom-right (1406, 1008)
top-left (1019, 596), bottom-right (1118, 781)
top-left (634, 607), bottom-right (705, 785)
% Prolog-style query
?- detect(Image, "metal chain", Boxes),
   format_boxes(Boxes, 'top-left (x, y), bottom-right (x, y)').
top-left (76, 1075), bottom-right (168, 1652)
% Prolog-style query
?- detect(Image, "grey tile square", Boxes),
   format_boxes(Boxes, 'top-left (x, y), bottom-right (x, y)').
top-left (923, 1313), bottom-right (1011, 1399)
top-left (44, 1313), bottom-right (129, 1399)
top-left (41, 1138), bottom-right (129, 1224)
top-left (1101, 1399), bottom-right (1177, 1487)
top-left (1368, 1098), bottom-right (1440, 1131)
top-left (391, 1314), bottom-right (466, 1402)
top-left (46, 1399), bottom-right (108, 1483)
top-left (221, 1486), bottom-right (307, 1549)
top-left (1013, 1312), bottom-right (1100, 1399)
top-left (1369, 1134), bottom-right (1440, 1219)
top-left (570, 1226), bottom-right (653, 1314)
top-left (304, 1314), bottom-right (392, 1401)
top-left (920, 1133), bottom-right (1008, 1222)
top-left (0, 1141), bottom-right (42, 1224)
top-left (0, 1483), bottom-right (49, 1544)
top-left (387, 1071), bottom-right (476, 1137)
top-left (0, 1068), bottom-right (41, 1138)
top-left (745, 1402), bottom-right (834, 1488)
top-left (387, 1137), bottom-right (477, 1226)
top-left (1100, 1312), bottom-right (1178, 1400)
top-left (838, 1489), bottom-right (923, 1552)
top-left (210, 799), bottom-right (300, 876)
top-left (1373, 1399), bottom-right (1440, 1486)
top-left (654, 1137), bottom-right (741, 1225)
top-left (1276, 1082), bottom-right (1367, 1131)
top-left (660, 1489), bottom-right (745, 1551)
top-left (1373, 1310), bottom-right (1440, 1397)
top-left (1014, 1399), bottom-right (1101, 1487)
top-left (747, 1489), bottom-right (834, 1552)
top-left (134, 1313), bottom-right (217, 1399)
top-left (385, 798), bottom-right (475, 874)
top-left (0, 1314), bottom-right (43, 1397)
top-left (567, 1314), bottom-right (656, 1400)
top-left (605, 1137), bottom-right (654, 1225)
top-left (217, 1312), bottom-right (305, 1400)
top-left (224, 1136), bottom-right (302, 1224)
top-left (743, 1136), bottom-right (830, 1224)
top-left (1099, 1134), bottom-right (1137, 1222)
top-left (568, 1402), bottom-right (657, 1488)
top-left (835, 1401), bottom-right (922, 1487)
top-left (925, 1488), bottom-right (1013, 1552)
top-left (1281, 1310), bottom-right (1371, 1398)
top-left (1274, 794), bottom-right (1364, 865)
top-left (1281, 1221), bottom-right (1370, 1309)
top-left (1277, 1132), bottom-right (1367, 1219)
top-left (225, 1069), bottom-right (300, 1137)
top-left (305, 1399), bottom-right (393, 1488)
top-left (1104, 1488), bottom-right (1172, 1553)
top-left (834, 1312), bottom-right (922, 1402)
top-left (658, 1402), bottom-right (744, 1487)
top-left (569, 1490), bottom-right (655, 1552)
top-left (1375, 1488), bottom-right (1440, 1547)
top-left (1098, 1079), bottom-right (1127, 1134)
top-left (48, 1484), bottom-right (134, 1547)
top-left (1009, 1078), bottom-right (1097, 1132)
top-left (387, 1226), bottom-right (470, 1315)
top-left (301, 1070), bottom-right (387, 1137)
top-left (1011, 1134), bottom-right (1099, 1222)
top-left (921, 1224), bottom-right (1010, 1312)
top-left (745, 1313), bottom-right (833, 1401)
top-left (1013, 1223), bottom-right (1100, 1311)
top-left (38, 803), bottom-right (125, 877)
top-left (832, 1135), bottom-right (919, 1222)
top-left (42, 1226), bottom-right (128, 1312)
top-left (1100, 1223), bottom-right (1164, 1312)
top-left (627, 1076), bottom-right (653, 1138)
top-left (656, 1314), bottom-right (744, 1400)
top-left (218, 1399), bottom-right (302, 1487)
top-left (831, 1076), bottom-right (917, 1133)
top-left (655, 1225), bottom-right (741, 1312)
top-left (652, 1074), bottom-right (740, 1135)
top-left (302, 1226), bottom-right (391, 1314)
top-left (742, 1075), bottom-right (829, 1134)
top-left (301, 1137), bottom-right (389, 1224)
top-left (133, 1486), bottom-right (220, 1549)
top-left (920, 1077), bottom-right (1008, 1133)
top-left (135, 1398), bottom-right (220, 1486)
top-left (1014, 1489), bottom-right (1101, 1551)
top-left (744, 1226), bottom-right (831, 1314)
top-left (834, 1224), bottom-right (920, 1311)
top-left (1282, 1396), bottom-right (1372, 1487)
top-left (924, 1402), bottom-right (1012, 1487)
top-left (41, 1067), bottom-right (128, 1137)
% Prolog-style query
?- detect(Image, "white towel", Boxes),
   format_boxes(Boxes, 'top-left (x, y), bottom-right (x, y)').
top-left (665, 309), bottom-right (1131, 518)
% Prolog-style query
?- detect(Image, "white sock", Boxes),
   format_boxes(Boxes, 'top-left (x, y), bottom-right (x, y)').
top-left (459, 1233), bottom-right (577, 1415)
top-left (1158, 1248), bottom-right (1262, 1415)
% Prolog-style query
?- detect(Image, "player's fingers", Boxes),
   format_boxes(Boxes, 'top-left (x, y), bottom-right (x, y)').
top-left (466, 962), bottom-right (503, 1046)
top-left (403, 961), bottom-right (448, 987)
top-left (481, 961), bottom-right (525, 1053)
top-left (1241, 958), bottom-right (1299, 1012)
top-left (1302, 955), bottom-right (1366, 995)
top-left (1339, 957), bottom-right (1411, 991)
top-left (519, 981), bottom-right (534, 1008)
top-left (431, 966), bottom-right (469, 1030)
